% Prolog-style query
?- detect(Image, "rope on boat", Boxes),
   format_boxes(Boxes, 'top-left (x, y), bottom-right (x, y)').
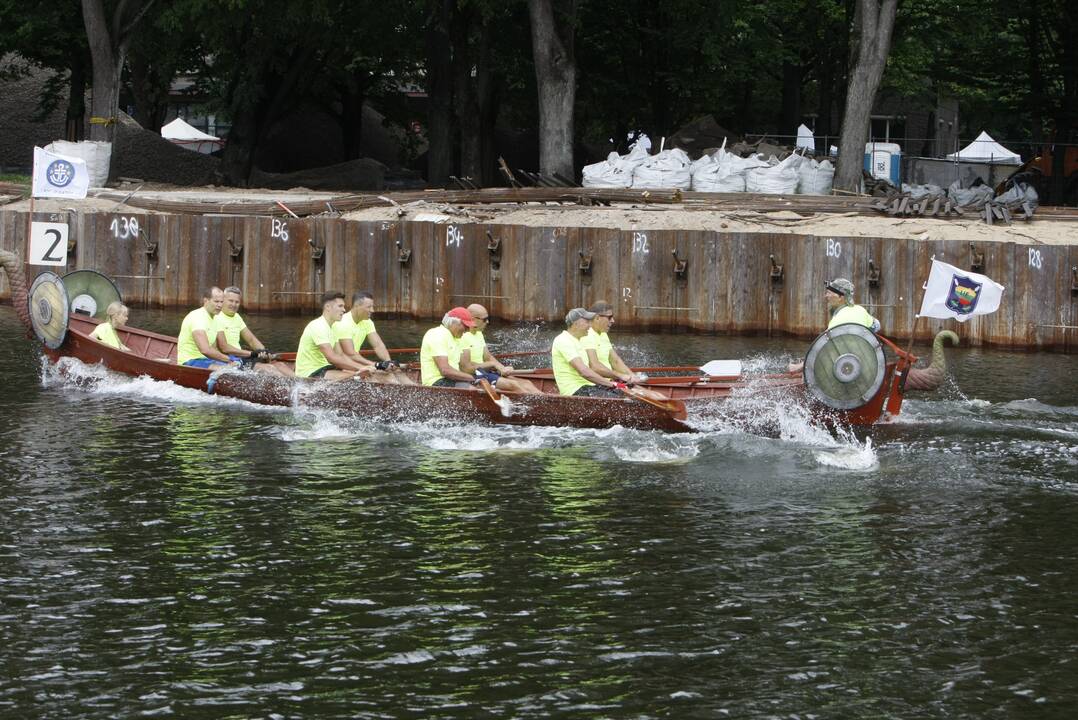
top-left (0, 249), bottom-right (32, 331)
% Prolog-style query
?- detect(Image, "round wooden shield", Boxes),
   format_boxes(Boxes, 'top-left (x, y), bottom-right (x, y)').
top-left (803, 323), bottom-right (886, 410)
top-left (28, 271), bottom-right (69, 350)
top-left (62, 269), bottom-right (122, 319)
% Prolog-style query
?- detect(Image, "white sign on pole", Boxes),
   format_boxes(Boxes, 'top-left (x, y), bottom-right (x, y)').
top-left (29, 222), bottom-right (69, 267)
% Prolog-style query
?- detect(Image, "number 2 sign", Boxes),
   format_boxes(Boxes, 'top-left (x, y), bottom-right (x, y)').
top-left (29, 222), bottom-right (69, 267)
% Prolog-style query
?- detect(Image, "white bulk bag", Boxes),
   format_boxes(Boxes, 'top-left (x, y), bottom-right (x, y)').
top-left (45, 140), bottom-right (111, 188)
top-left (746, 154), bottom-right (800, 194)
top-left (582, 144), bottom-right (650, 188)
top-left (797, 158), bottom-right (835, 195)
top-left (631, 148), bottom-right (692, 190)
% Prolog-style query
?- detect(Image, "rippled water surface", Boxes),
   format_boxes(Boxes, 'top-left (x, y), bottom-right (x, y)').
top-left (1, 307), bottom-right (1076, 718)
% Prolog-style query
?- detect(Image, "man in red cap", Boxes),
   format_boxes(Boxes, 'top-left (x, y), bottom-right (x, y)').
top-left (420, 307), bottom-right (479, 387)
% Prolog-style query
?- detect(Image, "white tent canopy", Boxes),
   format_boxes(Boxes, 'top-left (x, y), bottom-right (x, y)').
top-left (161, 118), bottom-right (223, 154)
top-left (946, 131), bottom-right (1021, 165)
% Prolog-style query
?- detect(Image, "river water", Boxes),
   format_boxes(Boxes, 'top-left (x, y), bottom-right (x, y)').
top-left (1, 306), bottom-right (1076, 718)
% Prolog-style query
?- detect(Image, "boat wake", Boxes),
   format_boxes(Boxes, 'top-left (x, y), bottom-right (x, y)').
top-left (42, 356), bottom-right (876, 468)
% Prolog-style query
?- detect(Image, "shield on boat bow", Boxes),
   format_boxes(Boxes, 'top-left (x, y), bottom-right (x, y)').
top-left (28, 271), bottom-right (69, 350)
top-left (802, 323), bottom-right (886, 411)
top-left (62, 269), bottom-right (122, 319)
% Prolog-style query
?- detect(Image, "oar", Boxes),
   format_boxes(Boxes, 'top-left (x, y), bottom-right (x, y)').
top-left (615, 385), bottom-right (687, 420)
top-left (478, 377), bottom-right (515, 417)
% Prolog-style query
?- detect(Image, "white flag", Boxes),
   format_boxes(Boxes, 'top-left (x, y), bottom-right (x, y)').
top-left (918, 259), bottom-right (1004, 322)
top-left (32, 146), bottom-right (89, 199)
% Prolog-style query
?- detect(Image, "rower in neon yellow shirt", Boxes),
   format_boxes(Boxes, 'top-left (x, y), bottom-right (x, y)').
top-left (213, 286), bottom-right (293, 376)
top-left (295, 291), bottom-right (372, 380)
top-left (333, 290), bottom-right (412, 385)
top-left (89, 301), bottom-right (131, 351)
top-left (419, 307), bottom-right (476, 387)
top-left (176, 287), bottom-right (235, 368)
top-left (580, 300), bottom-right (666, 401)
top-left (458, 303), bottom-right (542, 394)
top-left (551, 308), bottom-right (621, 397)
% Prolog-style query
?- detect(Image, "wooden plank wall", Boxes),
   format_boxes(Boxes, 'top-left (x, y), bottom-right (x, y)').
top-left (1, 208), bottom-right (1077, 351)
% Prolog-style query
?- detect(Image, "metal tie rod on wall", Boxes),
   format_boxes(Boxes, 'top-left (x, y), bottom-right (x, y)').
top-left (1032, 324), bottom-right (1078, 331)
top-left (271, 291), bottom-right (325, 296)
top-left (633, 306), bottom-right (698, 312)
top-left (449, 294), bottom-right (509, 300)
top-left (111, 274), bottom-right (165, 280)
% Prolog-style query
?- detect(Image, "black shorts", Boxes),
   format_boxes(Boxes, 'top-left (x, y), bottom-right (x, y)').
top-left (433, 378), bottom-right (473, 389)
top-left (308, 364), bottom-right (335, 379)
top-left (574, 384), bottom-right (622, 398)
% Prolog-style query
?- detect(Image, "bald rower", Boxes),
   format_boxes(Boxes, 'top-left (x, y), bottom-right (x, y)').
top-left (458, 304), bottom-right (543, 394)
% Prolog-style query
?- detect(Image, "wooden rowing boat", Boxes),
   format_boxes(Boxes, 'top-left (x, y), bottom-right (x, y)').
top-left (2, 257), bottom-right (919, 433)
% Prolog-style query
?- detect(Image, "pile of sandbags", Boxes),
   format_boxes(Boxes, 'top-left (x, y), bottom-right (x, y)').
top-left (902, 183), bottom-right (945, 199)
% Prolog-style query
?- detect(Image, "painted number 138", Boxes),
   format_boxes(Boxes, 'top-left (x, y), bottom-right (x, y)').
top-left (110, 216), bottom-right (139, 239)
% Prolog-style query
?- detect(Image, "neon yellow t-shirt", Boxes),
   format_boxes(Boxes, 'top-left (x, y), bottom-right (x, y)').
top-left (420, 325), bottom-right (462, 386)
top-left (829, 304), bottom-right (879, 331)
top-left (580, 327), bottom-right (613, 369)
top-left (459, 329), bottom-right (486, 365)
top-left (333, 312), bottom-right (376, 353)
top-left (177, 307), bottom-right (215, 364)
top-left (551, 330), bottom-right (592, 396)
top-left (295, 316), bottom-right (336, 378)
top-left (213, 311), bottom-right (248, 350)
top-left (90, 322), bottom-right (129, 351)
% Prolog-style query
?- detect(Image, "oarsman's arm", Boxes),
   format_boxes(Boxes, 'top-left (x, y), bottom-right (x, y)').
top-left (585, 348), bottom-right (630, 382)
top-left (461, 347), bottom-right (500, 374)
top-left (435, 355), bottom-right (474, 383)
top-left (216, 328), bottom-right (263, 358)
top-left (569, 357), bottom-right (618, 388)
top-left (338, 337), bottom-right (376, 366)
top-left (367, 332), bottom-right (392, 363)
top-left (606, 347), bottom-right (636, 381)
top-left (241, 327), bottom-right (266, 352)
top-left (194, 330), bottom-right (233, 362)
top-left (319, 342), bottom-right (369, 373)
top-left (482, 348), bottom-right (514, 375)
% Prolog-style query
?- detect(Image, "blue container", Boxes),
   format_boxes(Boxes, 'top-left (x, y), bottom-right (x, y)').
top-left (864, 142), bottom-right (902, 185)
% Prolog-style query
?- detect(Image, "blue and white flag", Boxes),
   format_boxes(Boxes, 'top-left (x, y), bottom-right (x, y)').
top-left (918, 259), bottom-right (1004, 322)
top-left (32, 146), bottom-right (89, 199)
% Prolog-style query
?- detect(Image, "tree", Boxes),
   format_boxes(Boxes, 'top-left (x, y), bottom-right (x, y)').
top-left (834, 0), bottom-right (898, 192)
top-left (0, 0), bottom-right (90, 140)
top-left (528, 0), bottom-right (577, 179)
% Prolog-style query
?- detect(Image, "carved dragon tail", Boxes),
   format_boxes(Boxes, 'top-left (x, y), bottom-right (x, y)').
top-left (905, 330), bottom-right (960, 391)
top-left (0, 249), bottom-right (32, 331)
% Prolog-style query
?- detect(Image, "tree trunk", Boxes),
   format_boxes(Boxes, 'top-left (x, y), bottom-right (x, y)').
top-left (425, 0), bottom-right (455, 187)
top-left (528, 0), bottom-right (576, 179)
top-left (1049, 1), bottom-right (1076, 205)
top-left (81, 0), bottom-right (121, 143)
top-left (451, 4), bottom-right (481, 182)
top-left (66, 50), bottom-right (87, 142)
top-left (340, 72), bottom-right (370, 161)
top-left (127, 50), bottom-right (170, 131)
top-left (834, 0), bottom-right (898, 192)
top-left (780, 60), bottom-right (803, 140)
